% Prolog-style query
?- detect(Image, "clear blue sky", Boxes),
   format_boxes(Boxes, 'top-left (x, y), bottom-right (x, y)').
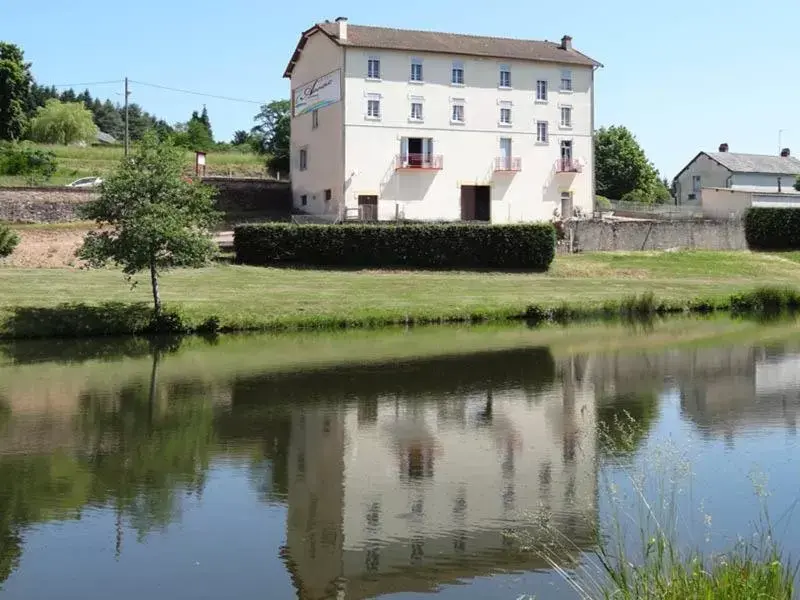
top-left (3, 0), bottom-right (798, 178)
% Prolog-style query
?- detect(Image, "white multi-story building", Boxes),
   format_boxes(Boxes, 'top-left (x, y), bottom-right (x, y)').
top-left (284, 19), bottom-right (601, 223)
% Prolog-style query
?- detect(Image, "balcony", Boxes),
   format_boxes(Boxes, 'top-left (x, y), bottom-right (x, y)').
top-left (494, 157), bottom-right (522, 172)
top-left (395, 154), bottom-right (443, 170)
top-left (555, 158), bottom-right (582, 173)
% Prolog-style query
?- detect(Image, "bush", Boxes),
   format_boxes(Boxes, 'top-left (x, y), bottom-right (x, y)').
top-left (621, 188), bottom-right (652, 204)
top-left (234, 223), bottom-right (556, 271)
top-left (744, 207), bottom-right (800, 250)
top-left (0, 224), bottom-right (20, 258)
top-left (596, 195), bottom-right (612, 210)
top-left (0, 143), bottom-right (57, 181)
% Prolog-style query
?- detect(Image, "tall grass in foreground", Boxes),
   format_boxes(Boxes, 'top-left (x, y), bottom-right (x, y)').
top-left (520, 413), bottom-right (797, 600)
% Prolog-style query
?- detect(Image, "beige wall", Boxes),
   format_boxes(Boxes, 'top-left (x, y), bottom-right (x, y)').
top-left (289, 31), bottom-right (345, 215)
top-left (701, 187), bottom-right (753, 218)
top-left (341, 47), bottom-right (595, 222)
top-left (676, 153), bottom-right (731, 205)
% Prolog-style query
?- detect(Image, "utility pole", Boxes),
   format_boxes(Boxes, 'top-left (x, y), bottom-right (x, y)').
top-left (124, 77), bottom-right (130, 156)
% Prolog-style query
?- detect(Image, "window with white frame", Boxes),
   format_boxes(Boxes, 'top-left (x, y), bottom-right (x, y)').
top-left (499, 64), bottom-right (511, 88)
top-left (312, 109), bottom-right (319, 129)
top-left (299, 148), bottom-right (307, 171)
top-left (560, 106), bottom-right (572, 128)
top-left (410, 100), bottom-right (423, 121)
top-left (451, 101), bottom-right (465, 123)
top-left (367, 95), bottom-right (381, 119)
top-left (410, 58), bottom-right (423, 82)
top-left (367, 57), bottom-right (381, 79)
top-left (536, 80), bottom-right (548, 101)
top-left (451, 61), bottom-right (464, 85)
top-left (560, 69), bottom-right (573, 91)
top-left (536, 121), bottom-right (549, 143)
top-left (499, 106), bottom-right (512, 125)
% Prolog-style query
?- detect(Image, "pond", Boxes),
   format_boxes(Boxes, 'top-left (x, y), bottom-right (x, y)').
top-left (1, 317), bottom-right (800, 599)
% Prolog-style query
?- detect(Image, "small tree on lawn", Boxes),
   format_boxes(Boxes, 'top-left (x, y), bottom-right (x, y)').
top-left (78, 132), bottom-right (220, 319)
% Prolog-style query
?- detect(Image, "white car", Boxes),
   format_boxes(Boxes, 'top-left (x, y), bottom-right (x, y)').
top-left (67, 177), bottom-right (103, 188)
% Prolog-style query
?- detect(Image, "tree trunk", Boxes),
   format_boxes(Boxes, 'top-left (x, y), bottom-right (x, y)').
top-left (150, 261), bottom-right (162, 318)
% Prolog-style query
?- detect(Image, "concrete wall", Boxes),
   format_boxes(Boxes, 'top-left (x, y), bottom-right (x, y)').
top-left (675, 153), bottom-right (731, 205)
top-left (0, 187), bottom-right (95, 223)
top-left (340, 47), bottom-right (594, 223)
top-left (566, 219), bottom-right (746, 251)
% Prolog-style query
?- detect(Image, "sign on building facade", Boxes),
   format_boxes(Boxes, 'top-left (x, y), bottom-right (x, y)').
top-left (292, 69), bottom-right (342, 117)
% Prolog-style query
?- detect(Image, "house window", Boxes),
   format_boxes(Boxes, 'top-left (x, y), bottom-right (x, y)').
top-left (299, 148), bottom-right (307, 171)
top-left (312, 109), bottom-right (319, 129)
top-left (324, 189), bottom-right (332, 204)
top-left (692, 175), bottom-right (702, 193)
top-left (367, 97), bottom-right (381, 119)
top-left (536, 121), bottom-right (549, 143)
top-left (560, 69), bottom-right (573, 91)
top-left (410, 58), bottom-right (423, 82)
top-left (499, 107), bottom-right (512, 125)
top-left (367, 57), bottom-right (381, 79)
top-left (560, 106), bottom-right (572, 128)
top-left (536, 80), bottom-right (548, 101)
top-left (451, 61), bottom-right (464, 85)
top-left (451, 103), bottom-right (465, 123)
top-left (410, 101), bottom-right (423, 121)
top-left (499, 64), bottom-right (511, 88)
top-left (300, 194), bottom-right (307, 206)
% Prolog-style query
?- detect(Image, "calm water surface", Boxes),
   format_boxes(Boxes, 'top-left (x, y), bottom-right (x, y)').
top-left (1, 321), bottom-right (800, 599)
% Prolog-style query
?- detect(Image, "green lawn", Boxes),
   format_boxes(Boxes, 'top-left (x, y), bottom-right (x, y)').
top-left (3, 250), bottom-right (800, 337)
top-left (0, 144), bottom-right (270, 187)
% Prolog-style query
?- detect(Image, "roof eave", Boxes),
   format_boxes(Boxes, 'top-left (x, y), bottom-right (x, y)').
top-left (283, 24), bottom-right (342, 78)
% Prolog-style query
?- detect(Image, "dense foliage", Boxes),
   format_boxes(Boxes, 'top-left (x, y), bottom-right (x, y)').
top-left (252, 100), bottom-right (290, 174)
top-left (234, 223), bottom-right (556, 271)
top-left (0, 143), bottom-right (57, 180)
top-left (0, 223), bottom-right (20, 258)
top-left (28, 99), bottom-right (98, 145)
top-left (0, 43), bottom-right (32, 141)
top-left (744, 207), bottom-right (800, 250)
top-left (595, 125), bottom-right (668, 203)
top-left (79, 133), bottom-right (220, 317)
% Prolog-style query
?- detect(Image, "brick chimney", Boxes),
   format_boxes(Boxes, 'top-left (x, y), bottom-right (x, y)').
top-left (719, 143), bottom-right (729, 152)
top-left (560, 35), bottom-right (572, 50)
top-left (781, 147), bottom-right (791, 157)
top-left (335, 16), bottom-right (348, 41)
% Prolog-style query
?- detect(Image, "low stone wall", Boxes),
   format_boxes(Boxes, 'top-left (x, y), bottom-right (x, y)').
top-left (0, 178), bottom-right (293, 225)
top-left (0, 187), bottom-right (95, 223)
top-left (566, 219), bottom-right (746, 252)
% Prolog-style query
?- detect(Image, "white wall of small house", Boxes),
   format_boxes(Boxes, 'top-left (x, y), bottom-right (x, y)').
top-left (289, 31), bottom-right (345, 215)
top-left (731, 172), bottom-right (795, 192)
top-left (675, 153), bottom-right (731, 205)
top-left (341, 47), bottom-right (595, 222)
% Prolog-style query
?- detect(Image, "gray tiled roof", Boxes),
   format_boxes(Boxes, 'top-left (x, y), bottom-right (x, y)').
top-left (707, 152), bottom-right (800, 175)
top-left (285, 23), bottom-right (600, 77)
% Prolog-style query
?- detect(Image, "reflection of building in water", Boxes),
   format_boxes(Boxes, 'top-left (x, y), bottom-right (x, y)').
top-left (680, 348), bottom-right (800, 437)
top-left (282, 354), bottom-right (598, 600)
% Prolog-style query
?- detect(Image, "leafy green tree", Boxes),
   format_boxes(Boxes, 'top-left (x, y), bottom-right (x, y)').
top-left (0, 43), bottom-right (32, 141)
top-left (28, 99), bottom-right (98, 145)
top-left (232, 130), bottom-right (251, 146)
top-left (187, 118), bottom-right (213, 152)
top-left (0, 223), bottom-right (19, 258)
top-left (93, 100), bottom-right (124, 139)
top-left (795, 177), bottom-right (800, 192)
top-left (78, 132), bottom-right (220, 317)
top-left (199, 106), bottom-right (213, 142)
top-left (652, 180), bottom-right (672, 204)
top-left (252, 99), bottom-right (290, 174)
top-left (26, 83), bottom-right (58, 117)
top-left (595, 126), bottom-right (660, 201)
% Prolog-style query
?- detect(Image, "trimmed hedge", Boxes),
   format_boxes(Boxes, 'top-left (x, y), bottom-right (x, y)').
top-left (234, 223), bottom-right (556, 271)
top-left (745, 207), bottom-right (800, 250)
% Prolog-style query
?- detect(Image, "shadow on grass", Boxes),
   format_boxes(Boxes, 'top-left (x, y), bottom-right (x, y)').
top-left (232, 259), bottom-right (551, 275)
top-left (0, 302), bottom-right (154, 340)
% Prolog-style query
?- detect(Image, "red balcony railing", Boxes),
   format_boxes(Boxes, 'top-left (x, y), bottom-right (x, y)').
top-left (395, 154), bottom-right (444, 170)
top-left (555, 158), bottom-right (582, 173)
top-left (494, 157), bottom-right (522, 172)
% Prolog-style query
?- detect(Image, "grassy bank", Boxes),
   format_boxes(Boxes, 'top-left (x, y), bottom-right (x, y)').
top-left (0, 144), bottom-right (270, 187)
top-left (3, 251), bottom-right (800, 338)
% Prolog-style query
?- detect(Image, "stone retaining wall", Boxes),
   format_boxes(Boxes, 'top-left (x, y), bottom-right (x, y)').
top-left (565, 219), bottom-right (746, 252)
top-left (0, 187), bottom-right (95, 223)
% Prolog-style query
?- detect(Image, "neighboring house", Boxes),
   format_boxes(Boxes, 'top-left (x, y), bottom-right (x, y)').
top-left (284, 18), bottom-right (601, 223)
top-left (96, 131), bottom-right (117, 145)
top-left (673, 144), bottom-right (800, 206)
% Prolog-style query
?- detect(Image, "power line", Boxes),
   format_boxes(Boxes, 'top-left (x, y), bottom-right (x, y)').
top-left (129, 80), bottom-right (262, 105)
top-left (50, 80), bottom-right (123, 88)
